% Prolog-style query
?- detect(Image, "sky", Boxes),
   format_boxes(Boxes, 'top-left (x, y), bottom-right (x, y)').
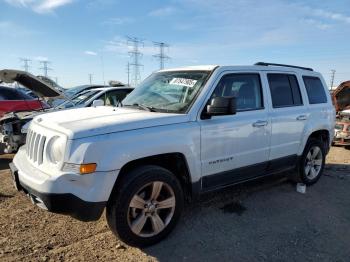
top-left (0, 0), bottom-right (349, 88)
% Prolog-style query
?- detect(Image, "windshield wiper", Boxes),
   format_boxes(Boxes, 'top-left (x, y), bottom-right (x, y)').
top-left (124, 103), bottom-right (157, 112)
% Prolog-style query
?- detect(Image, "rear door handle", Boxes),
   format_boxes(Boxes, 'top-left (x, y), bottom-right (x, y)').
top-left (252, 120), bottom-right (268, 127)
top-left (296, 115), bottom-right (307, 121)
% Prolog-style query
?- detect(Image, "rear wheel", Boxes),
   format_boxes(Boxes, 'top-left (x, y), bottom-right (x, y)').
top-left (297, 138), bottom-right (326, 185)
top-left (106, 165), bottom-right (184, 247)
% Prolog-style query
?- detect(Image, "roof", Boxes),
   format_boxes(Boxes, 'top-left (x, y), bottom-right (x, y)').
top-left (88, 86), bottom-right (134, 92)
top-left (159, 64), bottom-right (319, 73)
top-left (159, 65), bottom-right (218, 72)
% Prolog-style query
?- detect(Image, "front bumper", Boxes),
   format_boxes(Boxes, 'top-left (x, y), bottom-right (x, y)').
top-left (333, 136), bottom-right (350, 146)
top-left (10, 162), bottom-right (105, 221)
top-left (11, 148), bottom-right (119, 221)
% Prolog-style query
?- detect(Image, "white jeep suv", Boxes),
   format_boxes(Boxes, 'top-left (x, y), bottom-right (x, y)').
top-left (10, 62), bottom-right (335, 246)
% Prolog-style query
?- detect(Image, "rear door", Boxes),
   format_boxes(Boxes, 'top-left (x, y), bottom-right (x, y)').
top-left (264, 72), bottom-right (307, 165)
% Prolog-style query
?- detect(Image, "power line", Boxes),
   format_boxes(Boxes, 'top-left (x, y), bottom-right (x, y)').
top-left (153, 42), bottom-right (170, 70)
top-left (39, 60), bottom-right (52, 77)
top-left (330, 69), bottom-right (336, 89)
top-left (19, 58), bottom-right (31, 72)
top-left (127, 36), bottom-right (144, 87)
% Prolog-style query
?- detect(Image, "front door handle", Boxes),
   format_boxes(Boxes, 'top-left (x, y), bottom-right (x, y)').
top-left (252, 120), bottom-right (268, 127)
top-left (296, 115), bottom-right (307, 121)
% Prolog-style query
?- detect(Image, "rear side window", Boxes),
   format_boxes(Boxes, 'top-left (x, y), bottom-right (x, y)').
top-left (267, 74), bottom-right (303, 108)
top-left (303, 76), bottom-right (327, 104)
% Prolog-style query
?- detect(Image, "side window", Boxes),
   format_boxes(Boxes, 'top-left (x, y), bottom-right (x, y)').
top-left (267, 74), bottom-right (303, 108)
top-left (303, 76), bottom-right (327, 104)
top-left (103, 90), bottom-right (130, 106)
top-left (211, 74), bottom-right (263, 111)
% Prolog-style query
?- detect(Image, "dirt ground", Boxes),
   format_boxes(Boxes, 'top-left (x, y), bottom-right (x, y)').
top-left (0, 147), bottom-right (349, 262)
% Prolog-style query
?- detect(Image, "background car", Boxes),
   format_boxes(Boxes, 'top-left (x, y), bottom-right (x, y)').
top-left (56, 86), bottom-right (133, 109)
top-left (49, 84), bottom-right (107, 107)
top-left (0, 86), bottom-right (48, 118)
top-left (333, 111), bottom-right (350, 149)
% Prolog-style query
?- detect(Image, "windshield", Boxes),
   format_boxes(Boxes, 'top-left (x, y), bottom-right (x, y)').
top-left (122, 70), bottom-right (211, 113)
top-left (65, 85), bottom-right (87, 97)
top-left (57, 90), bottom-right (100, 109)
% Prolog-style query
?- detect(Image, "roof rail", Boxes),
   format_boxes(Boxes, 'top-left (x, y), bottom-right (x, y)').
top-left (254, 62), bottom-right (313, 71)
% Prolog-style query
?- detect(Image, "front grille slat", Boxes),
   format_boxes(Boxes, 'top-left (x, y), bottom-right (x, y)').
top-left (26, 128), bottom-right (47, 165)
top-left (29, 132), bottom-right (36, 159)
top-left (38, 136), bottom-right (46, 165)
top-left (26, 130), bottom-right (32, 155)
top-left (33, 134), bottom-right (41, 162)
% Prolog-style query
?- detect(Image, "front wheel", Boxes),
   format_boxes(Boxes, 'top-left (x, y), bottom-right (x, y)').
top-left (106, 165), bottom-right (184, 247)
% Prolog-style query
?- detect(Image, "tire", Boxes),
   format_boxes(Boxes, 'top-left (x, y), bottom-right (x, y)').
top-left (106, 165), bottom-right (184, 247)
top-left (295, 138), bottom-right (326, 185)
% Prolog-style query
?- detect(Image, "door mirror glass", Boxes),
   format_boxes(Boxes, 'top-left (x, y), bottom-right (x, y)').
top-left (92, 99), bottom-right (104, 107)
top-left (207, 96), bottom-right (236, 116)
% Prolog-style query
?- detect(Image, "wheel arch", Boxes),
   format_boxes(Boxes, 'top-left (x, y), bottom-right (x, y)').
top-left (300, 129), bottom-right (331, 155)
top-left (109, 153), bottom-right (196, 203)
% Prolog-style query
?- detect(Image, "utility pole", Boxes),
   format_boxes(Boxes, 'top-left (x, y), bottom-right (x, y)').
top-left (20, 58), bottom-right (31, 72)
top-left (127, 36), bottom-right (144, 87)
top-left (330, 69), bottom-right (336, 90)
top-left (126, 62), bottom-right (130, 86)
top-left (153, 42), bottom-right (170, 70)
top-left (88, 74), bottom-right (93, 85)
top-left (39, 60), bottom-right (52, 77)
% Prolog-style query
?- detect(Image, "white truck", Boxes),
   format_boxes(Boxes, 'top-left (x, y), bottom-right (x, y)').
top-left (10, 63), bottom-right (335, 246)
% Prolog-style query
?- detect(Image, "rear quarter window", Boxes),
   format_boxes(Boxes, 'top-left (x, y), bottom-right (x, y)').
top-left (303, 76), bottom-right (327, 104)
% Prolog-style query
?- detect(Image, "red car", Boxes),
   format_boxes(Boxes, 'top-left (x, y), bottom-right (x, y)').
top-left (0, 86), bottom-right (48, 118)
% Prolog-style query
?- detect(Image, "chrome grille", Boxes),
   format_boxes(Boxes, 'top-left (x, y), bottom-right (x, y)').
top-left (26, 129), bottom-right (46, 165)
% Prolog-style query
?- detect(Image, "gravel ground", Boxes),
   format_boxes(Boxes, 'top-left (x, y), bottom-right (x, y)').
top-left (0, 146), bottom-right (349, 262)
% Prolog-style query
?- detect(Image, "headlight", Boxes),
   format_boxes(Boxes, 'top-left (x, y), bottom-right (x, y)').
top-left (47, 136), bottom-right (65, 164)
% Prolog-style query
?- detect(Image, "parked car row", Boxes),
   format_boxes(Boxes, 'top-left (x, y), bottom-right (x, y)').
top-left (0, 69), bottom-right (132, 153)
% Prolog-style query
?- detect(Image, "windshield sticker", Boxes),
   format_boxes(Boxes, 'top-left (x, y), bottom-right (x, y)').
top-left (170, 78), bottom-right (198, 87)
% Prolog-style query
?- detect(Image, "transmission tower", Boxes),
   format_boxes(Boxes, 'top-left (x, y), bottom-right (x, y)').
top-left (126, 62), bottom-right (130, 86)
top-left (153, 42), bottom-right (170, 70)
top-left (20, 58), bottom-right (31, 72)
top-left (330, 70), bottom-right (336, 90)
top-left (127, 36), bottom-right (144, 87)
top-left (39, 60), bottom-right (52, 77)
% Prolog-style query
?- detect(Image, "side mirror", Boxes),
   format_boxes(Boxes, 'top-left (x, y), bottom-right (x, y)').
top-left (207, 96), bottom-right (236, 116)
top-left (92, 99), bottom-right (104, 107)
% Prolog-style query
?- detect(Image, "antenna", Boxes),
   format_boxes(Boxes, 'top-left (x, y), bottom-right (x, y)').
top-left (153, 42), bottom-right (170, 70)
top-left (39, 60), bottom-right (52, 77)
top-left (127, 36), bottom-right (144, 87)
top-left (20, 58), bottom-right (31, 72)
top-left (89, 73), bottom-right (93, 85)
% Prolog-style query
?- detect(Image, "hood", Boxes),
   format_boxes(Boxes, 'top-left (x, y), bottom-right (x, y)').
top-left (332, 80), bottom-right (350, 112)
top-left (0, 69), bottom-right (62, 98)
top-left (33, 107), bottom-right (189, 139)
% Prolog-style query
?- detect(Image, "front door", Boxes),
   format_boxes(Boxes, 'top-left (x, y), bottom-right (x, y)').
top-left (200, 72), bottom-right (271, 190)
